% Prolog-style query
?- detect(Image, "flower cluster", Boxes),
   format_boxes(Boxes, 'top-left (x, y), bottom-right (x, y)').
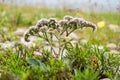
top-left (24, 15), bottom-right (97, 59)
top-left (24, 15), bottom-right (97, 42)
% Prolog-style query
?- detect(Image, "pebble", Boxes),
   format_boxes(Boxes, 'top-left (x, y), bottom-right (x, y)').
top-left (3, 27), bottom-right (9, 32)
top-left (106, 43), bottom-right (117, 49)
top-left (68, 32), bottom-right (79, 39)
top-left (100, 78), bottom-right (110, 80)
top-left (0, 41), bottom-right (15, 49)
top-left (108, 24), bottom-right (120, 32)
top-left (20, 37), bottom-right (36, 48)
top-left (44, 46), bottom-right (51, 51)
top-left (33, 51), bottom-right (42, 56)
top-left (14, 28), bottom-right (27, 36)
top-left (109, 50), bottom-right (119, 54)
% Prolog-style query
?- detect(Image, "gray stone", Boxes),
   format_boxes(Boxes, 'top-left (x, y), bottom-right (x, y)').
top-left (0, 41), bottom-right (15, 49)
top-left (14, 28), bottom-right (27, 36)
top-left (68, 32), bottom-right (78, 39)
top-left (100, 78), bottom-right (110, 80)
top-left (106, 43), bottom-right (117, 49)
top-left (109, 50), bottom-right (119, 54)
top-left (108, 24), bottom-right (120, 32)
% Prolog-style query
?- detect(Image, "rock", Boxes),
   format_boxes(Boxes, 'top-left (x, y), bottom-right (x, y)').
top-left (108, 24), bottom-right (120, 32)
top-left (33, 51), bottom-right (42, 56)
top-left (68, 32), bottom-right (79, 39)
top-left (100, 78), bottom-right (110, 80)
top-left (109, 50), bottom-right (119, 54)
top-left (0, 72), bottom-right (1, 78)
top-left (3, 27), bottom-right (9, 32)
top-left (106, 43), bottom-right (117, 49)
top-left (71, 40), bottom-right (78, 47)
top-left (20, 37), bottom-right (36, 48)
top-left (0, 41), bottom-right (15, 49)
top-left (14, 28), bottom-right (27, 36)
top-left (44, 46), bottom-right (51, 51)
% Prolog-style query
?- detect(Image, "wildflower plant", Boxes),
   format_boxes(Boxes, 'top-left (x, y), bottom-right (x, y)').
top-left (24, 15), bottom-right (97, 59)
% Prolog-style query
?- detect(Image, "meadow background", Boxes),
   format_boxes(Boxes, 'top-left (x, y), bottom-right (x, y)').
top-left (0, 0), bottom-right (120, 80)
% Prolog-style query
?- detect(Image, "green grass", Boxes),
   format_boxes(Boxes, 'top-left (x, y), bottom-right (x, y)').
top-left (0, 5), bottom-right (120, 80)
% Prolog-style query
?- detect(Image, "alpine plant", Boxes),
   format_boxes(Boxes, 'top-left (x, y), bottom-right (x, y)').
top-left (24, 15), bottom-right (97, 59)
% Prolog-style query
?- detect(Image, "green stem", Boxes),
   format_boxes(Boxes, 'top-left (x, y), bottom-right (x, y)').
top-left (43, 32), bottom-right (55, 54)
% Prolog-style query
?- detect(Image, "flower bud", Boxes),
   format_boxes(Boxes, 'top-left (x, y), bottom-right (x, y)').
top-left (83, 21), bottom-right (97, 32)
top-left (47, 28), bottom-right (54, 34)
top-left (58, 20), bottom-right (68, 27)
top-left (67, 18), bottom-right (80, 27)
top-left (79, 18), bottom-right (85, 24)
top-left (28, 26), bottom-right (38, 35)
top-left (64, 15), bottom-right (73, 21)
top-left (36, 18), bottom-right (48, 27)
top-left (39, 25), bottom-right (48, 32)
top-left (49, 18), bottom-right (57, 23)
top-left (24, 31), bottom-right (30, 42)
top-left (48, 18), bottom-right (58, 29)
